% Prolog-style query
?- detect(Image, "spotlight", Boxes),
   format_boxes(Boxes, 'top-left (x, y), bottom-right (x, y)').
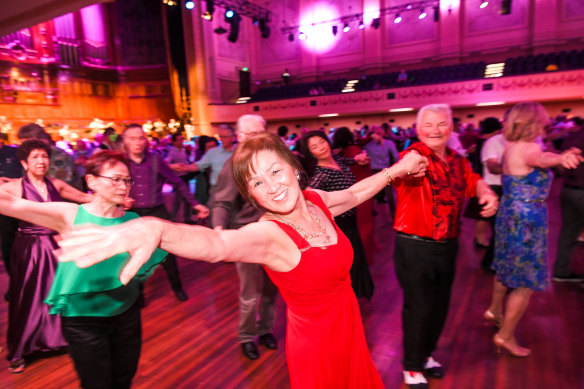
top-left (406, 4), bottom-right (413, 10)
top-left (480, 1), bottom-right (488, 9)
top-left (500, 0), bottom-right (512, 15)
top-left (206, 0), bottom-right (214, 14)
top-left (394, 14), bottom-right (402, 24)
top-left (298, 31), bottom-right (307, 40)
top-left (185, 0), bottom-right (194, 10)
top-left (343, 23), bottom-right (350, 33)
top-left (225, 9), bottom-right (234, 18)
top-left (419, 9), bottom-right (427, 19)
top-left (359, 20), bottom-right (365, 29)
top-left (288, 33), bottom-right (294, 42)
top-left (252, 17), bottom-right (258, 26)
top-left (259, 18), bottom-right (270, 39)
top-left (371, 18), bottom-right (381, 29)
top-left (202, 12), bottom-right (213, 20)
top-left (226, 11), bottom-right (240, 43)
top-left (332, 25), bottom-right (338, 36)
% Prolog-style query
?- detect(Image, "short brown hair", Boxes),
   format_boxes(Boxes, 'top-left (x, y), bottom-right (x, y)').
top-left (85, 150), bottom-right (130, 177)
top-left (232, 132), bottom-right (306, 209)
top-left (503, 102), bottom-right (549, 142)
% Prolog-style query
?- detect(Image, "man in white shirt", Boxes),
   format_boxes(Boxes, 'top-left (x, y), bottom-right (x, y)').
top-left (479, 117), bottom-right (505, 271)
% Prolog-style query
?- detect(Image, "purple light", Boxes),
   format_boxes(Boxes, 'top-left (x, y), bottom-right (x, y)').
top-left (419, 10), bottom-right (427, 19)
top-left (394, 14), bottom-right (402, 24)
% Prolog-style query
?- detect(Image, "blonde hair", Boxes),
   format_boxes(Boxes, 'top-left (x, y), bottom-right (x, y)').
top-left (503, 102), bottom-right (549, 142)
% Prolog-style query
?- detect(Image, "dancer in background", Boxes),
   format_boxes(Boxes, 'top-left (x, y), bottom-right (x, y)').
top-left (0, 150), bottom-right (167, 387)
top-left (392, 104), bottom-right (499, 389)
top-left (485, 102), bottom-right (583, 357)
top-left (0, 140), bottom-right (92, 373)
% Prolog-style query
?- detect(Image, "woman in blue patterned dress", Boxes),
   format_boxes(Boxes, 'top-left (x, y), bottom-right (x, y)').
top-left (485, 102), bottom-right (583, 357)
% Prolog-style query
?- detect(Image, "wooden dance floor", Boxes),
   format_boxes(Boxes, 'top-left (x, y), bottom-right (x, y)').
top-left (1, 179), bottom-right (583, 388)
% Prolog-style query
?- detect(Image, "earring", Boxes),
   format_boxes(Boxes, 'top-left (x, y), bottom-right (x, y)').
top-left (295, 171), bottom-right (300, 180)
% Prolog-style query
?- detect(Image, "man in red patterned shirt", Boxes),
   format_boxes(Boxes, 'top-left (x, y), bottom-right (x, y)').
top-left (392, 104), bottom-right (498, 389)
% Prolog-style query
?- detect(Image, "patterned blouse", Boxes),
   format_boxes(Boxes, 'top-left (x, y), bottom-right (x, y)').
top-left (309, 155), bottom-right (357, 219)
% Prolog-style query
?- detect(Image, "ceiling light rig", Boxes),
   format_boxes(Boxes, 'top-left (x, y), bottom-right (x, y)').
top-left (204, 0), bottom-right (272, 40)
top-left (281, 0), bottom-right (438, 40)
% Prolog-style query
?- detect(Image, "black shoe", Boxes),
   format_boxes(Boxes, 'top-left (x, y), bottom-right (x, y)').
top-left (174, 289), bottom-right (188, 301)
top-left (259, 333), bottom-right (277, 350)
top-left (241, 342), bottom-right (259, 360)
top-left (424, 366), bottom-right (444, 379)
top-left (552, 273), bottom-right (584, 283)
top-left (423, 356), bottom-right (444, 378)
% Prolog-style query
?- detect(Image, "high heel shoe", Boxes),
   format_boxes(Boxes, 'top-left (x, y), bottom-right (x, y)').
top-left (493, 335), bottom-right (531, 357)
top-left (483, 310), bottom-right (503, 327)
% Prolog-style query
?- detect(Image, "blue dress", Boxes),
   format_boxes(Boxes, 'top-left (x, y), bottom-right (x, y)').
top-left (493, 169), bottom-right (551, 291)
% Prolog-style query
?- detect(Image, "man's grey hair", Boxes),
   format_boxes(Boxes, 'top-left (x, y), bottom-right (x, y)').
top-left (416, 104), bottom-right (453, 125)
top-left (236, 114), bottom-right (266, 133)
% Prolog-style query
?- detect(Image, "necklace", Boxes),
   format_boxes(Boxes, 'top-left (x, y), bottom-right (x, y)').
top-left (31, 180), bottom-right (47, 194)
top-left (279, 206), bottom-right (331, 246)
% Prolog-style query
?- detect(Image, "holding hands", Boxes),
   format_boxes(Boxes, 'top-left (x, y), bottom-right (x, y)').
top-left (559, 147), bottom-right (584, 170)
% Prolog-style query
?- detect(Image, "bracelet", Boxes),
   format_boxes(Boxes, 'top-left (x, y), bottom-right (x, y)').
top-left (382, 168), bottom-right (393, 186)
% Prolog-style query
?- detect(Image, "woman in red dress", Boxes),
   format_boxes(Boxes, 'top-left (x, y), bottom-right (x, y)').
top-left (56, 132), bottom-right (428, 389)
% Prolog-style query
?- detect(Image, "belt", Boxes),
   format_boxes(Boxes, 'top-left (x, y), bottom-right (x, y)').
top-left (396, 232), bottom-right (453, 244)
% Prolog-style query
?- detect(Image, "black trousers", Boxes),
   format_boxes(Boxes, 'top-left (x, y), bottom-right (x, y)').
top-left (553, 186), bottom-right (584, 277)
top-left (393, 234), bottom-right (458, 371)
top-left (131, 205), bottom-right (182, 290)
top-left (481, 185), bottom-right (503, 270)
top-left (61, 303), bottom-right (142, 389)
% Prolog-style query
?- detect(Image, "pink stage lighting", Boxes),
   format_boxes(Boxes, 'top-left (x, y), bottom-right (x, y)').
top-left (298, 2), bottom-right (341, 54)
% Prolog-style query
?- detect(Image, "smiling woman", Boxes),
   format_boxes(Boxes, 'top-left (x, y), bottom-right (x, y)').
top-left (55, 132), bottom-right (428, 389)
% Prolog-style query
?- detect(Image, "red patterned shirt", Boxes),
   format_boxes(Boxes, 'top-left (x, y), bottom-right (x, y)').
top-left (393, 142), bottom-right (480, 241)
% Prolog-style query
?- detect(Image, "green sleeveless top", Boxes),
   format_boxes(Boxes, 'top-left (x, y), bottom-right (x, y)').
top-left (45, 205), bottom-right (167, 317)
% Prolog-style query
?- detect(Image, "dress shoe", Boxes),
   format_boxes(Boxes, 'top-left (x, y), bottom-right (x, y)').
top-left (493, 334), bottom-right (531, 357)
top-left (241, 342), bottom-right (259, 360)
top-left (403, 371), bottom-right (428, 389)
top-left (259, 333), bottom-right (277, 350)
top-left (173, 289), bottom-right (188, 301)
top-left (423, 356), bottom-right (444, 379)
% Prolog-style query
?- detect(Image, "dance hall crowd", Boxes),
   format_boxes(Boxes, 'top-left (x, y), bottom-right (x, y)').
top-left (0, 101), bottom-right (582, 389)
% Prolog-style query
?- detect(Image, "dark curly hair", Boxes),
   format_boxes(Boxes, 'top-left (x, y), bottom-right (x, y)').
top-left (16, 139), bottom-right (52, 162)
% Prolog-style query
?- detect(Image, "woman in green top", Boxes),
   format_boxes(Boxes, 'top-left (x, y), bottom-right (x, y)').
top-left (0, 150), bottom-right (167, 389)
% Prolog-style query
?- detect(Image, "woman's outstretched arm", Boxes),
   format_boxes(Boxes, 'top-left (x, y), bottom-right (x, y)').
top-left (57, 217), bottom-right (294, 284)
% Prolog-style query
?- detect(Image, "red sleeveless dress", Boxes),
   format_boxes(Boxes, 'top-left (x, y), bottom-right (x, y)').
top-left (265, 191), bottom-right (384, 389)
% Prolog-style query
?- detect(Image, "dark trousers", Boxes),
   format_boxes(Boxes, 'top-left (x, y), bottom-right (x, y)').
top-left (393, 234), bottom-right (458, 371)
top-left (131, 205), bottom-right (182, 290)
top-left (553, 186), bottom-right (584, 277)
top-left (61, 303), bottom-right (142, 389)
top-left (171, 172), bottom-right (198, 221)
top-left (481, 185), bottom-right (503, 270)
top-left (0, 214), bottom-right (18, 273)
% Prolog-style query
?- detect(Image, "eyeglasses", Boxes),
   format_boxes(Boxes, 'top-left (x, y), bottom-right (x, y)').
top-left (97, 175), bottom-right (134, 186)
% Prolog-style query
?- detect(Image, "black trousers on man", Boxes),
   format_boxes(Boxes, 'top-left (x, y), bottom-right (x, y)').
top-left (131, 205), bottom-right (182, 291)
top-left (393, 234), bottom-right (458, 372)
top-left (61, 302), bottom-right (142, 389)
top-left (553, 186), bottom-right (584, 277)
